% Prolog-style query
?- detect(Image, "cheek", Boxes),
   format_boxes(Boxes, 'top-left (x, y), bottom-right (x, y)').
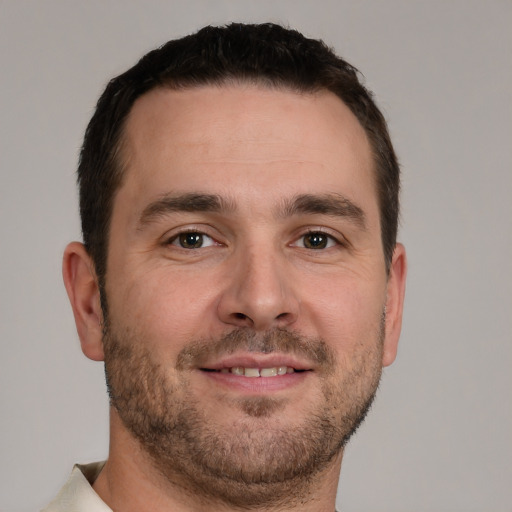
top-left (301, 273), bottom-right (386, 350)
top-left (107, 268), bottom-right (220, 352)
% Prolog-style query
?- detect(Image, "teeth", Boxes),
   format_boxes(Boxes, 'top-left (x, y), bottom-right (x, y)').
top-left (220, 366), bottom-right (296, 377)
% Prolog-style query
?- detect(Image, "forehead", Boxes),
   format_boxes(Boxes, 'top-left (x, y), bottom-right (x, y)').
top-left (117, 84), bottom-right (377, 221)
top-left (124, 84), bottom-right (370, 158)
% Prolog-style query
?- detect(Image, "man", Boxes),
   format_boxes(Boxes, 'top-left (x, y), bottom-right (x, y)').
top-left (45, 22), bottom-right (406, 512)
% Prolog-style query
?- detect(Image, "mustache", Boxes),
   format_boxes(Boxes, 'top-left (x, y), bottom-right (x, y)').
top-left (175, 328), bottom-right (336, 371)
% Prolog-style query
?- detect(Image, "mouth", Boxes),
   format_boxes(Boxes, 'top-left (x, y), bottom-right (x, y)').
top-left (201, 366), bottom-right (308, 377)
top-left (196, 354), bottom-right (313, 394)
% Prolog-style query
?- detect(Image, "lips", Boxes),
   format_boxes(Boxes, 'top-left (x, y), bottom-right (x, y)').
top-left (203, 366), bottom-right (301, 377)
top-left (199, 351), bottom-right (313, 381)
top-left (196, 353), bottom-right (313, 394)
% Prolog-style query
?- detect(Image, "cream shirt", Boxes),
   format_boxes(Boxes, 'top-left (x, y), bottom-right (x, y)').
top-left (42, 462), bottom-right (111, 512)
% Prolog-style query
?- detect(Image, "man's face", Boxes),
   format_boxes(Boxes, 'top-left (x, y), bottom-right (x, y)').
top-left (101, 85), bottom-right (403, 505)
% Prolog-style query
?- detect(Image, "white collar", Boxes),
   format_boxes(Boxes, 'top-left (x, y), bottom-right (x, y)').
top-left (42, 462), bottom-right (111, 512)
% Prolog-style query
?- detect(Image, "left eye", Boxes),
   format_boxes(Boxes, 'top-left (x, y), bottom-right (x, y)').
top-left (295, 232), bottom-right (337, 250)
top-left (170, 232), bottom-right (216, 249)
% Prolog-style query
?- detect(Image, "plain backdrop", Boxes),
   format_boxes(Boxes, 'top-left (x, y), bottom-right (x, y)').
top-left (1, 1), bottom-right (511, 511)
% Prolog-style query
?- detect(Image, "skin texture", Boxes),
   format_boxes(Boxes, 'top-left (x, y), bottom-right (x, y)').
top-left (63, 85), bottom-right (407, 512)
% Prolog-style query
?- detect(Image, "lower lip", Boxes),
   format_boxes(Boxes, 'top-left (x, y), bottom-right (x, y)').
top-left (200, 370), bottom-right (310, 393)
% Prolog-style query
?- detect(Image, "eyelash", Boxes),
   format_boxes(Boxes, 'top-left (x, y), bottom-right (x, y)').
top-left (164, 228), bottom-right (343, 251)
top-left (293, 230), bottom-right (342, 250)
top-left (166, 230), bottom-right (218, 249)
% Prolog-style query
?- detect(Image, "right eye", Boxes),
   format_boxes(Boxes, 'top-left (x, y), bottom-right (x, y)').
top-left (168, 232), bottom-right (217, 249)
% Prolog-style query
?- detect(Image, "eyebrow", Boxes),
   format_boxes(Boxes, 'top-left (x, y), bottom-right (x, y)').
top-left (138, 191), bottom-right (366, 229)
top-left (138, 193), bottom-right (236, 228)
top-left (279, 193), bottom-right (366, 229)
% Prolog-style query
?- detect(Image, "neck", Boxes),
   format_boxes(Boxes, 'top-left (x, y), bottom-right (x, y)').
top-left (93, 410), bottom-right (343, 512)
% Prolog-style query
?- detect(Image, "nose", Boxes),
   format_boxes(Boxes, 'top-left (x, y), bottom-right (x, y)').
top-left (217, 247), bottom-right (299, 331)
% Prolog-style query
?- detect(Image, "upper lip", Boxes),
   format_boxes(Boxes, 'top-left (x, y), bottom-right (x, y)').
top-left (199, 353), bottom-right (314, 371)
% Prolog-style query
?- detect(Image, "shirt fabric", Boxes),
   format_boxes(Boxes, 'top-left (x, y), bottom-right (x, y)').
top-left (42, 462), bottom-right (111, 512)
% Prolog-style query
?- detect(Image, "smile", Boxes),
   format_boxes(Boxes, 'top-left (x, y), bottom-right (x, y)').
top-left (203, 366), bottom-right (304, 377)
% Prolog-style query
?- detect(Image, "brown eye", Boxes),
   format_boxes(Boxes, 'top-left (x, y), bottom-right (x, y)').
top-left (171, 232), bottom-right (216, 249)
top-left (167, 230), bottom-right (218, 250)
top-left (178, 233), bottom-right (203, 248)
top-left (303, 232), bottom-right (331, 249)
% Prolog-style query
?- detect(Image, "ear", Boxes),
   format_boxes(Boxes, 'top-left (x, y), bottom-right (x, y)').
top-left (62, 242), bottom-right (105, 361)
top-left (382, 243), bottom-right (407, 367)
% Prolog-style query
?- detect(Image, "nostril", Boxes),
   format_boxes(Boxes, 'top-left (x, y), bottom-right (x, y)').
top-left (226, 312), bottom-right (254, 327)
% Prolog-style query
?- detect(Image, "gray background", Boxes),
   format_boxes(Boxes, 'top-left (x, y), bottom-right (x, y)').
top-left (1, 1), bottom-right (511, 511)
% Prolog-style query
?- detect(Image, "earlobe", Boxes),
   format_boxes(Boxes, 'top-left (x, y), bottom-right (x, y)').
top-left (382, 243), bottom-right (407, 367)
top-left (62, 242), bottom-right (105, 361)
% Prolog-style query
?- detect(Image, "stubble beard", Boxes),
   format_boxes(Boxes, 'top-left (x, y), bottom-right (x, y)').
top-left (102, 320), bottom-right (384, 509)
